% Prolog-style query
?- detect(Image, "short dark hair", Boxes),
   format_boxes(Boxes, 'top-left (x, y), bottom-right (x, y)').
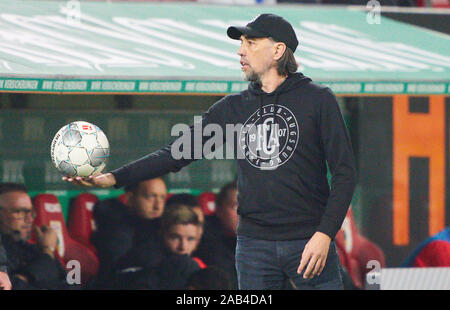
top-left (186, 266), bottom-right (232, 290)
top-left (0, 183), bottom-right (28, 196)
top-left (124, 177), bottom-right (164, 193)
top-left (124, 182), bottom-right (139, 193)
top-left (166, 193), bottom-right (199, 208)
top-left (215, 181), bottom-right (237, 209)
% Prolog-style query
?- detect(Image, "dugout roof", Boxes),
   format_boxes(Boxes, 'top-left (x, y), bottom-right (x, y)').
top-left (0, 1), bottom-right (449, 94)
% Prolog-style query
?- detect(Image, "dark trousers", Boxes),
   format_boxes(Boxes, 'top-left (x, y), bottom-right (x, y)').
top-left (235, 235), bottom-right (343, 290)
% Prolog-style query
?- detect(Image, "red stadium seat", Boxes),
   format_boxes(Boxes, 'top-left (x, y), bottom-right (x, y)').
top-left (118, 193), bottom-right (127, 204)
top-left (335, 207), bottom-right (386, 289)
top-left (67, 193), bottom-right (98, 253)
top-left (198, 192), bottom-right (216, 216)
top-left (31, 194), bottom-right (99, 286)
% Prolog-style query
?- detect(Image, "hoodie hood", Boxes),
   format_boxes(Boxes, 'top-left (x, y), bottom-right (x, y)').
top-left (246, 72), bottom-right (312, 128)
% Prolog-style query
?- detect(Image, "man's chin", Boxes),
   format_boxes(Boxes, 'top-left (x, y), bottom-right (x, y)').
top-left (9, 230), bottom-right (29, 241)
top-left (144, 212), bottom-right (161, 220)
top-left (23, 231), bottom-right (32, 241)
top-left (242, 71), bottom-right (260, 84)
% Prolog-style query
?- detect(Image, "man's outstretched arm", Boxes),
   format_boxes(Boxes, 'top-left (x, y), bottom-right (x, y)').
top-left (65, 97), bottom-right (228, 188)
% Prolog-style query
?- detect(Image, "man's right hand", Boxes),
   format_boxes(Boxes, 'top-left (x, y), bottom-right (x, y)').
top-left (62, 172), bottom-right (116, 188)
top-left (35, 226), bottom-right (58, 258)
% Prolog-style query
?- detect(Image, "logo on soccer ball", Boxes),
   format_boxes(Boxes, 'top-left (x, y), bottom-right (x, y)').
top-left (239, 104), bottom-right (299, 170)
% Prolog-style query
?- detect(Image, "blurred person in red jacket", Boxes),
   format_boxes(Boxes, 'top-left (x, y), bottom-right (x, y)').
top-left (402, 227), bottom-right (450, 267)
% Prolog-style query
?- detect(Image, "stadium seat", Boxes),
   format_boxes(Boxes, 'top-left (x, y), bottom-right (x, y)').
top-left (198, 192), bottom-right (216, 216)
top-left (335, 207), bottom-right (386, 289)
top-left (118, 193), bottom-right (127, 204)
top-left (31, 193), bottom-right (99, 286)
top-left (67, 193), bottom-right (98, 253)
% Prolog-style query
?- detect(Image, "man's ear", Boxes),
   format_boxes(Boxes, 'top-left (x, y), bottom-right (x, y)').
top-left (273, 42), bottom-right (286, 61)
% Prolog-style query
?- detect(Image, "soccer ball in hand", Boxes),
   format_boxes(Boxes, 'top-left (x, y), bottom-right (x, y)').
top-left (51, 121), bottom-right (110, 177)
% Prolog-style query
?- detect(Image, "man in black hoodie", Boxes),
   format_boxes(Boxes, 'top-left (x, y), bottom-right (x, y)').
top-left (65, 14), bottom-right (356, 290)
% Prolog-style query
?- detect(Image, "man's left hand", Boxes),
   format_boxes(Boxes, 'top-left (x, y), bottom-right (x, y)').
top-left (297, 231), bottom-right (331, 279)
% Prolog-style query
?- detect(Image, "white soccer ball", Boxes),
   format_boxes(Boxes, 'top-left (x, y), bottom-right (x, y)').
top-left (51, 121), bottom-right (110, 177)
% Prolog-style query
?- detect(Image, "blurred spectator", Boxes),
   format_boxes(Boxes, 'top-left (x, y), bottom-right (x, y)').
top-left (107, 204), bottom-right (202, 289)
top-left (186, 266), bottom-right (232, 290)
top-left (0, 183), bottom-right (68, 290)
top-left (166, 193), bottom-right (205, 249)
top-left (401, 227), bottom-right (450, 267)
top-left (0, 236), bottom-right (11, 290)
top-left (91, 178), bottom-right (167, 281)
top-left (194, 181), bottom-right (239, 289)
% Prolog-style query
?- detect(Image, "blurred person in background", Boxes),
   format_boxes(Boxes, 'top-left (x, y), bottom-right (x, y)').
top-left (186, 266), bottom-right (232, 290)
top-left (166, 193), bottom-right (205, 250)
top-left (401, 227), bottom-right (450, 268)
top-left (0, 183), bottom-right (68, 289)
top-left (106, 204), bottom-right (202, 289)
top-left (194, 181), bottom-right (239, 289)
top-left (0, 236), bottom-right (11, 290)
top-left (91, 177), bottom-right (167, 282)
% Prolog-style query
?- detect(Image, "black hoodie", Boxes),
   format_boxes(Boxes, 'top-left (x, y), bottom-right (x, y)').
top-left (111, 72), bottom-right (356, 241)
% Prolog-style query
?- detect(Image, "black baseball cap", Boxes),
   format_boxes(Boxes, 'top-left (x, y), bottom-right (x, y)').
top-left (227, 14), bottom-right (299, 52)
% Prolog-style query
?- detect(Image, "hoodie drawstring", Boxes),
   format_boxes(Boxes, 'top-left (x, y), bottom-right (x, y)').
top-left (273, 92), bottom-right (280, 123)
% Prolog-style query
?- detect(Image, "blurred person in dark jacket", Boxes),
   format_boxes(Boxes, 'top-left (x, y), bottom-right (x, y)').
top-left (0, 235), bottom-right (12, 290)
top-left (186, 266), bottom-right (232, 290)
top-left (0, 183), bottom-right (68, 290)
top-left (91, 177), bottom-right (167, 281)
top-left (106, 204), bottom-right (202, 289)
top-left (194, 181), bottom-right (239, 289)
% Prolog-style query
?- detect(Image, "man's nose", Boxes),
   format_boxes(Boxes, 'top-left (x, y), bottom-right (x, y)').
top-left (154, 201), bottom-right (163, 210)
top-left (238, 45), bottom-right (245, 57)
top-left (178, 240), bottom-right (186, 251)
